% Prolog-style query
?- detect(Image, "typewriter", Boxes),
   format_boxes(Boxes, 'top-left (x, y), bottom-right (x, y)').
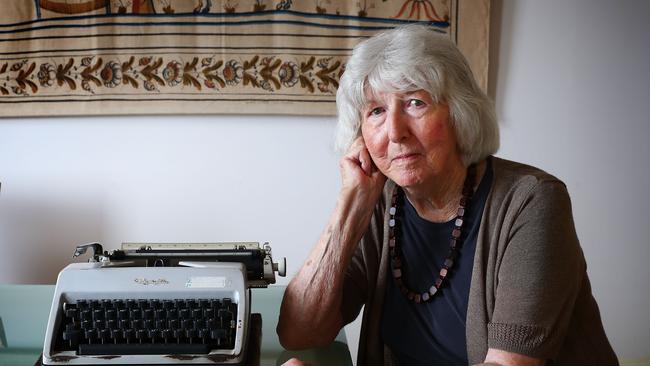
top-left (42, 242), bottom-right (286, 365)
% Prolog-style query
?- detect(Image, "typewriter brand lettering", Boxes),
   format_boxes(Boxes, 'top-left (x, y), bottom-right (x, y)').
top-left (134, 278), bottom-right (170, 286)
top-left (186, 276), bottom-right (228, 288)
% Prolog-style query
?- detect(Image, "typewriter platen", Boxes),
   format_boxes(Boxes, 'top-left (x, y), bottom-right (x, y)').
top-left (42, 242), bottom-right (286, 365)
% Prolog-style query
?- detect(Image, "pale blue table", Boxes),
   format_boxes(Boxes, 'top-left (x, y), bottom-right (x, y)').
top-left (0, 285), bottom-right (352, 366)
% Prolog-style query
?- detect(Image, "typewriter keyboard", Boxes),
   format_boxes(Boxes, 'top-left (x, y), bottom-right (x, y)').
top-left (57, 298), bottom-right (238, 355)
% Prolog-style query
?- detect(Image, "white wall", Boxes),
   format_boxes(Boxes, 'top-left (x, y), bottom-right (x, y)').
top-left (0, 115), bottom-right (341, 285)
top-left (1, 0), bottom-right (649, 361)
top-left (493, 0), bottom-right (650, 359)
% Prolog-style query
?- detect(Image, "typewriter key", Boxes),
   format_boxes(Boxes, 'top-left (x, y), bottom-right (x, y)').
top-left (143, 309), bottom-right (154, 320)
top-left (65, 307), bottom-right (78, 319)
top-left (123, 329), bottom-right (135, 343)
top-left (106, 309), bottom-right (117, 320)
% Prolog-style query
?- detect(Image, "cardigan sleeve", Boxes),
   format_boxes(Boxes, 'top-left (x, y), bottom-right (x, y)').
top-left (487, 179), bottom-right (585, 360)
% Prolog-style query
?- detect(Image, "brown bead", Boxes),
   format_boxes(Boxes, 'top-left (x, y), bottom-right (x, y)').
top-left (460, 197), bottom-right (468, 207)
top-left (444, 258), bottom-right (454, 268)
top-left (414, 294), bottom-right (421, 303)
top-left (394, 257), bottom-right (402, 268)
top-left (452, 229), bottom-right (461, 238)
top-left (449, 238), bottom-right (458, 249)
top-left (400, 285), bottom-right (408, 296)
top-left (435, 278), bottom-right (443, 288)
top-left (407, 292), bottom-right (415, 301)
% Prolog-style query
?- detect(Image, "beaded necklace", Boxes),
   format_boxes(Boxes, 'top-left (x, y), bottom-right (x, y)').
top-left (388, 164), bottom-right (477, 303)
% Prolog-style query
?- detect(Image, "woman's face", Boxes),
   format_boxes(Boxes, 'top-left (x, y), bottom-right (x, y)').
top-left (360, 89), bottom-right (462, 188)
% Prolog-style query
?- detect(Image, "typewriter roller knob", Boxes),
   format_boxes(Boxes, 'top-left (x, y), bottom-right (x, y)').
top-left (72, 242), bottom-right (104, 261)
top-left (273, 257), bottom-right (287, 277)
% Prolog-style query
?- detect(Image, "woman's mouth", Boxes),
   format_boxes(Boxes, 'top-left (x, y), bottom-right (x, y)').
top-left (392, 153), bottom-right (420, 163)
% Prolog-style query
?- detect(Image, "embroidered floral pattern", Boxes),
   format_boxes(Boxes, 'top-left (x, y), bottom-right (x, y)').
top-left (279, 61), bottom-right (299, 87)
top-left (37, 63), bottom-right (57, 87)
top-left (162, 61), bottom-right (182, 87)
top-left (0, 54), bottom-right (344, 96)
top-left (101, 61), bottom-right (123, 88)
top-left (222, 60), bottom-right (243, 86)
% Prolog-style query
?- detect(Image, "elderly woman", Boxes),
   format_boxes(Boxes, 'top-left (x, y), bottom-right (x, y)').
top-left (277, 25), bottom-right (617, 366)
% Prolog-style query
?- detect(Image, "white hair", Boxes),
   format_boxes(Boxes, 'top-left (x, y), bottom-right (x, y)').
top-left (335, 24), bottom-right (499, 166)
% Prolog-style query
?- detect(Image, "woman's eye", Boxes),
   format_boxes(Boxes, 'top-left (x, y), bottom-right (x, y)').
top-left (369, 107), bottom-right (384, 116)
top-left (407, 99), bottom-right (425, 108)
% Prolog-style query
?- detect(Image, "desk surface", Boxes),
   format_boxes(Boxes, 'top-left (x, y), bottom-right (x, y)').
top-left (0, 284), bottom-right (352, 366)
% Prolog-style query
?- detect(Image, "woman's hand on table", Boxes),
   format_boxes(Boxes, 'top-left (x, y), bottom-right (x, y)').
top-left (282, 357), bottom-right (313, 366)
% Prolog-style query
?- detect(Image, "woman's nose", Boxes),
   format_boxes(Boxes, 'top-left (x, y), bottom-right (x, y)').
top-left (387, 109), bottom-right (409, 143)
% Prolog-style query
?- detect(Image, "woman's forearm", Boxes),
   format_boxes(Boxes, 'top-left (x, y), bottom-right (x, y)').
top-left (277, 188), bottom-right (378, 349)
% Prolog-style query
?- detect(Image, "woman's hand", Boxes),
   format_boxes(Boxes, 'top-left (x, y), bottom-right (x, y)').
top-left (281, 358), bottom-right (313, 366)
top-left (340, 136), bottom-right (387, 202)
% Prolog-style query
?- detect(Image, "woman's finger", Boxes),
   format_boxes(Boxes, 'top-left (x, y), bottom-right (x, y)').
top-left (358, 146), bottom-right (372, 176)
top-left (346, 136), bottom-right (374, 176)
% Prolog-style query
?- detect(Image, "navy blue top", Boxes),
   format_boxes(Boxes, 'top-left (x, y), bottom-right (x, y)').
top-left (381, 159), bottom-right (493, 366)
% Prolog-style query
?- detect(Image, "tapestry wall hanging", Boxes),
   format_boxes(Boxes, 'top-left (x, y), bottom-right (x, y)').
top-left (0, 0), bottom-right (490, 117)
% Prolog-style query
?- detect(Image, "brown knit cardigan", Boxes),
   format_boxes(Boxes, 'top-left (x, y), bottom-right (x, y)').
top-left (341, 157), bottom-right (618, 365)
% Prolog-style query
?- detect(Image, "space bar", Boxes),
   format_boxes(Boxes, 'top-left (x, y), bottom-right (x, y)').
top-left (78, 343), bottom-right (212, 355)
